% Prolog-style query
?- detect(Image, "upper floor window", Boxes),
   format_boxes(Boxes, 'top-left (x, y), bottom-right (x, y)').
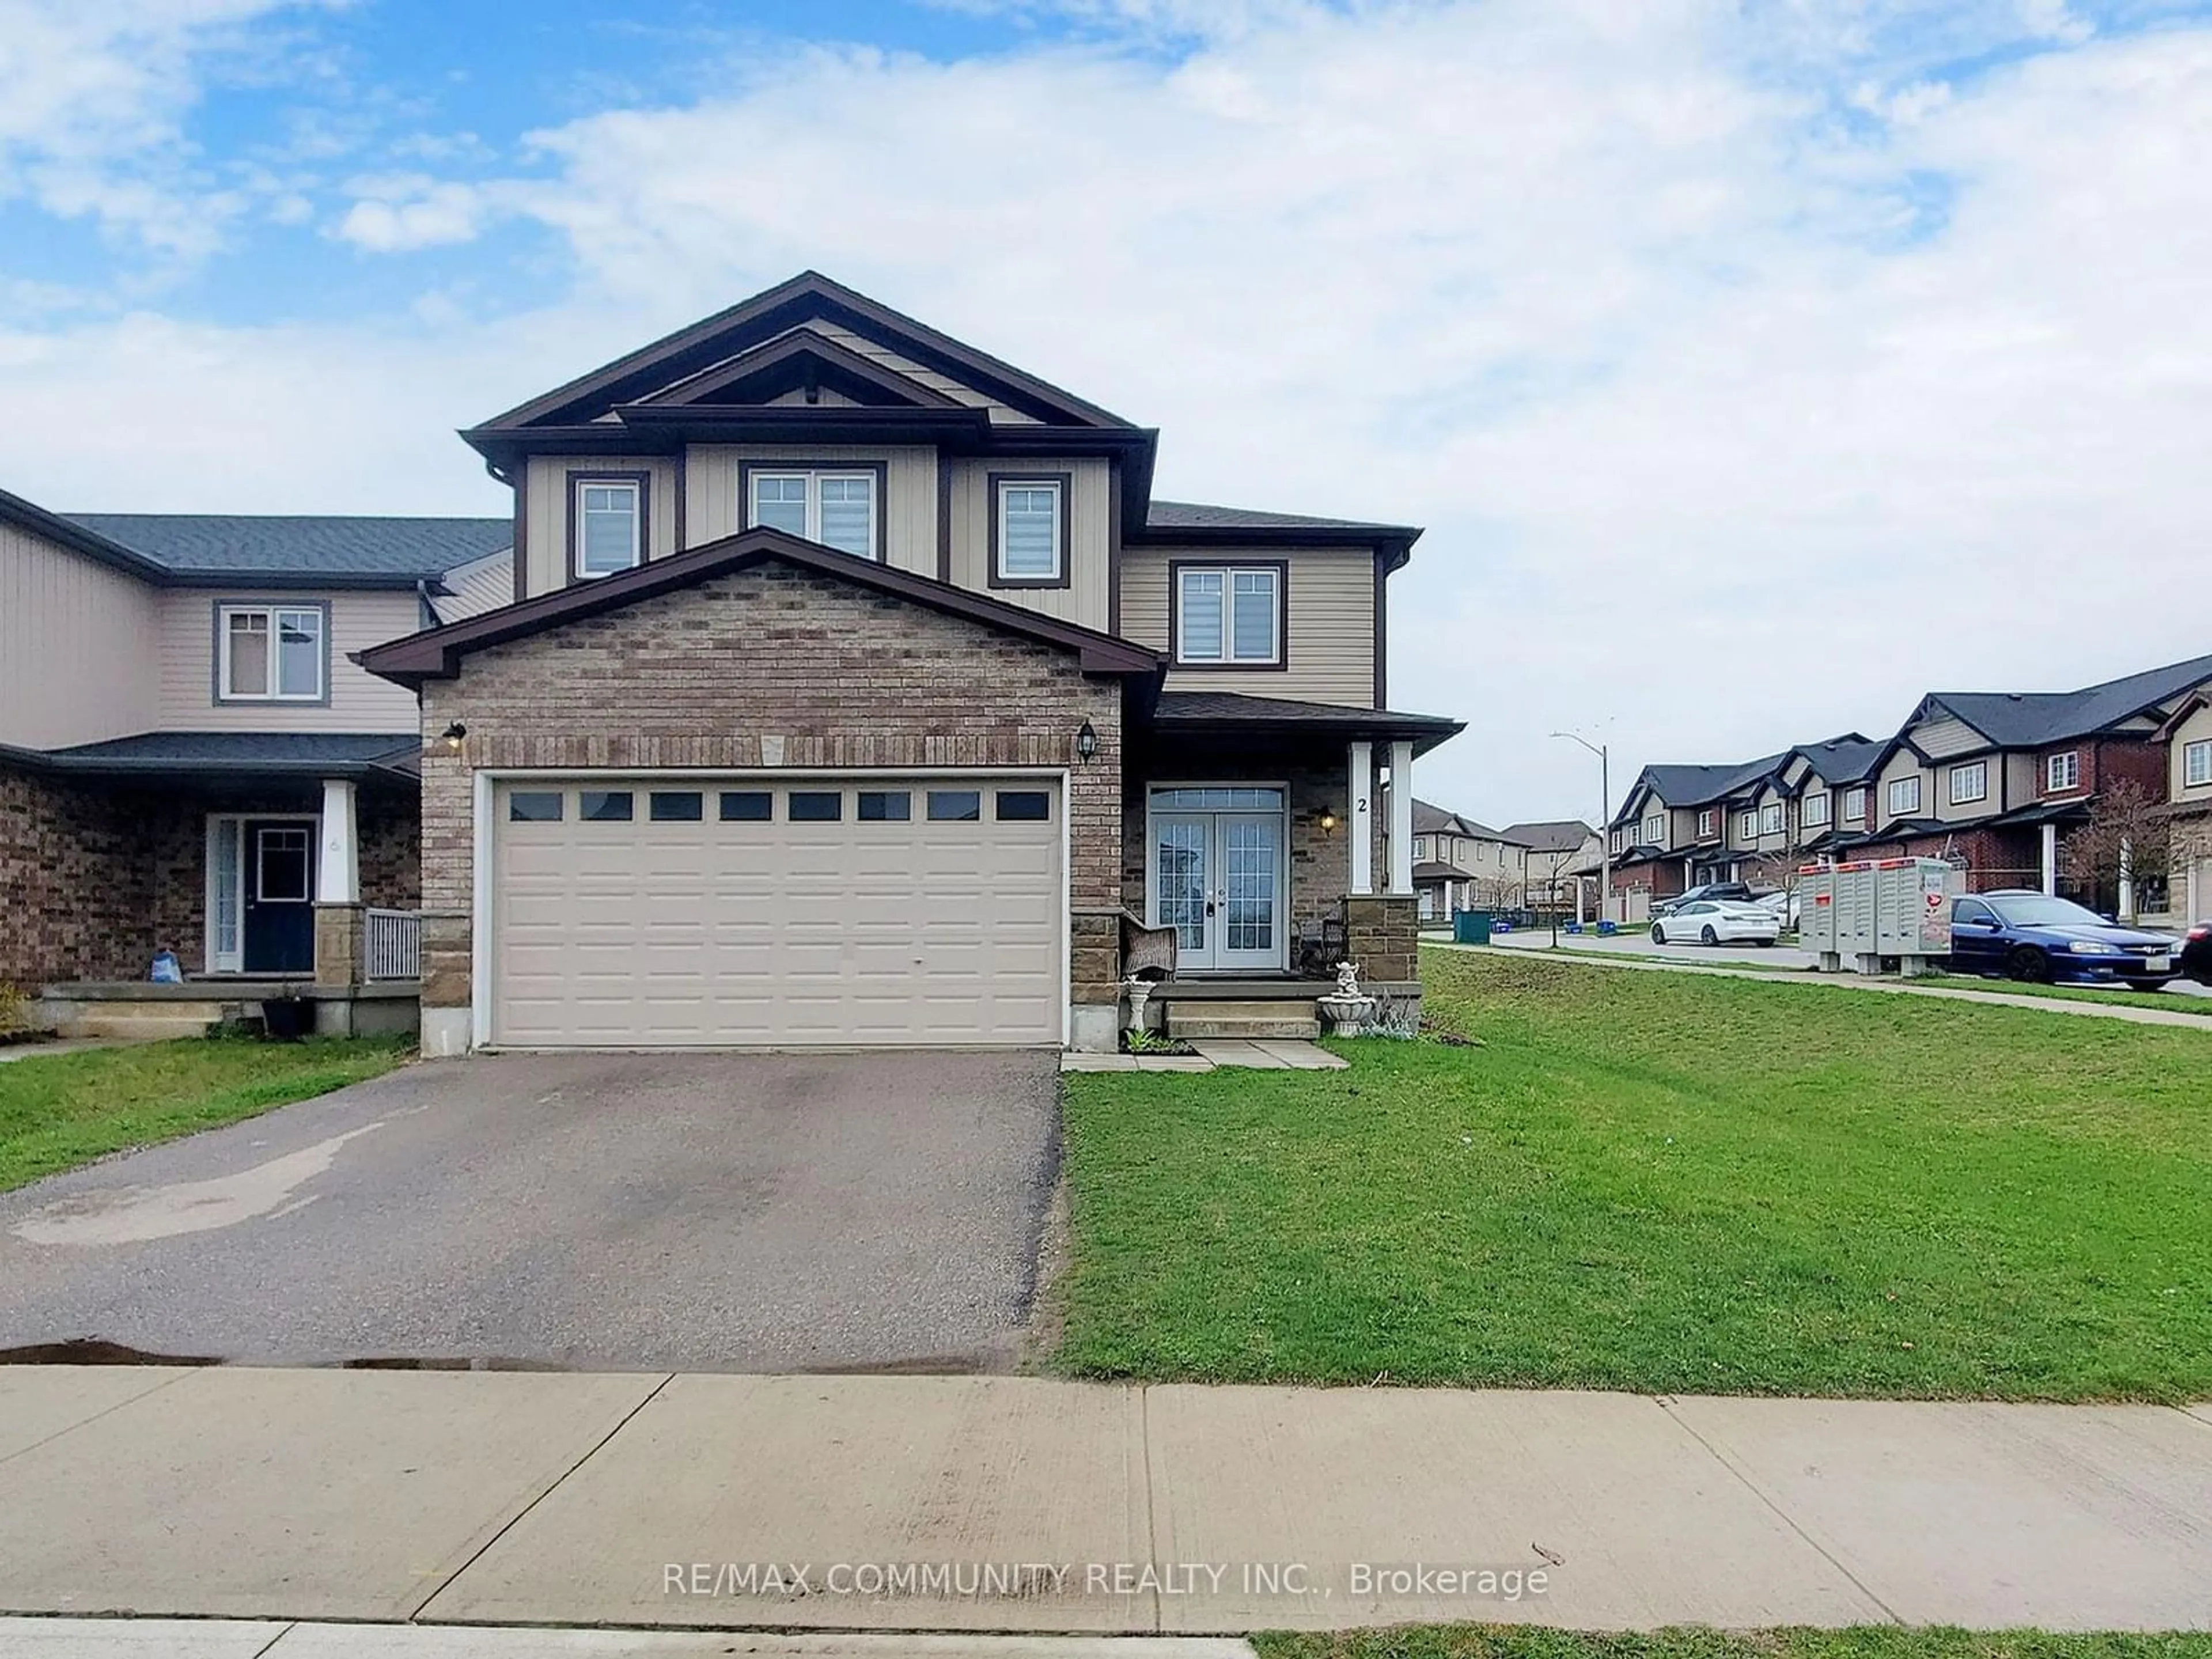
top-left (1697, 808), bottom-right (1716, 836)
top-left (1949, 761), bottom-right (1987, 805)
top-left (218, 604), bottom-right (324, 702)
top-left (1611, 827), bottom-right (1627, 854)
top-left (1412, 837), bottom-right (1429, 860)
top-left (1802, 793), bottom-right (1831, 827)
top-left (1738, 810), bottom-right (1759, 840)
top-left (1888, 775), bottom-right (1922, 816)
top-left (1640, 812), bottom-right (1664, 845)
top-left (1844, 786), bottom-right (1868, 821)
top-left (573, 476), bottom-right (643, 578)
top-left (748, 467), bottom-right (879, 559)
top-left (993, 476), bottom-right (1067, 586)
top-left (2047, 751), bottom-right (2081, 792)
top-left (1175, 565), bottom-right (1281, 666)
top-left (2187, 739), bottom-right (2212, 789)
top-left (1761, 803), bottom-right (1785, 835)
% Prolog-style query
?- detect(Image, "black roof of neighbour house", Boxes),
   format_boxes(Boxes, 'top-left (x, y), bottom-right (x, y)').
top-left (1412, 859), bottom-right (1482, 884)
top-left (62, 513), bottom-right (512, 588)
top-left (1789, 733), bottom-right (1884, 785)
top-left (1412, 798), bottom-right (1517, 840)
top-left (4, 731), bottom-right (421, 781)
top-left (1145, 501), bottom-right (1418, 536)
top-left (1621, 753), bottom-right (1789, 821)
top-left (1919, 651), bottom-right (2212, 751)
top-left (1501, 819), bottom-right (1596, 854)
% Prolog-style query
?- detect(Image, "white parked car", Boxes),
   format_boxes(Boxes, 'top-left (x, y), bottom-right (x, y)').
top-left (1755, 889), bottom-right (1801, 930)
top-left (1650, 900), bottom-right (1783, 946)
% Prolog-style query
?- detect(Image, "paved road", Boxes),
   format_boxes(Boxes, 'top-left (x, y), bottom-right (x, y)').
top-left (1479, 924), bottom-right (2212, 996)
top-left (0, 1050), bottom-right (1061, 1372)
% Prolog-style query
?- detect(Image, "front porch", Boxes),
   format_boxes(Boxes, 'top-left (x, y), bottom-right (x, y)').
top-left (1107, 692), bottom-right (1459, 1041)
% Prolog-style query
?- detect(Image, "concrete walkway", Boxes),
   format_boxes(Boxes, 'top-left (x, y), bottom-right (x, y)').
top-left (0, 1368), bottom-right (2207, 1635)
top-left (1060, 1039), bottom-right (1346, 1073)
top-left (1436, 941), bottom-right (2212, 1029)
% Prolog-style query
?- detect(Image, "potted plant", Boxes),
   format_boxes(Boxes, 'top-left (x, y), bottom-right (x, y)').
top-left (260, 980), bottom-right (317, 1041)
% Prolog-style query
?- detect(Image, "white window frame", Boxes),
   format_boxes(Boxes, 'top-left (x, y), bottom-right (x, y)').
top-left (1640, 813), bottom-right (1664, 846)
top-left (1888, 775), bottom-right (1922, 816)
top-left (2046, 751), bottom-right (2081, 792)
top-left (1761, 802), bottom-right (1785, 835)
top-left (217, 603), bottom-right (325, 703)
top-left (746, 468), bottom-right (880, 560)
top-left (1697, 808), bottom-right (1716, 836)
top-left (1175, 564), bottom-right (1283, 666)
top-left (993, 476), bottom-right (1065, 584)
top-left (573, 476), bottom-right (643, 578)
top-left (1949, 761), bottom-right (1988, 805)
top-left (1412, 837), bottom-right (1429, 860)
top-left (1802, 792), bottom-right (1831, 828)
top-left (1738, 810), bottom-right (1759, 840)
top-left (1844, 786), bottom-right (1868, 822)
top-left (2186, 739), bottom-right (2212, 789)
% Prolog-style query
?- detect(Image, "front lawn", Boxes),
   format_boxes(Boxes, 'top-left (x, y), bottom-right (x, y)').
top-left (1056, 951), bottom-right (2212, 1399)
top-left (1921, 974), bottom-right (2212, 1017)
top-left (1258, 1629), bottom-right (2212, 1659)
top-left (0, 1036), bottom-right (412, 1191)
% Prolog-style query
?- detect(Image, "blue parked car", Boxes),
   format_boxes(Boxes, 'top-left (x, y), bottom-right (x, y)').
top-left (1949, 889), bottom-right (2183, 989)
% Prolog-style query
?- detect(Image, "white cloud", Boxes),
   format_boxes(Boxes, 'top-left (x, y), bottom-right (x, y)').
top-left (3, 0), bottom-right (2210, 819)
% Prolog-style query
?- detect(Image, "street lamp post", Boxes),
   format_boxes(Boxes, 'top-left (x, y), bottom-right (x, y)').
top-left (1551, 730), bottom-right (1610, 926)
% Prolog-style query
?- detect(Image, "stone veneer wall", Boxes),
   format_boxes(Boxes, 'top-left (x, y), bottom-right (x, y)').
top-left (415, 561), bottom-right (1126, 1037)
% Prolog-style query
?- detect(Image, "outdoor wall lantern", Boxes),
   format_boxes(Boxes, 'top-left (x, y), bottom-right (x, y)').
top-left (1074, 719), bottom-right (1099, 764)
top-left (1318, 808), bottom-right (1340, 835)
top-left (441, 722), bottom-right (468, 752)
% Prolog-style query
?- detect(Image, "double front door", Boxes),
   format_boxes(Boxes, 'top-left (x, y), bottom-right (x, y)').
top-left (1150, 788), bottom-right (1286, 972)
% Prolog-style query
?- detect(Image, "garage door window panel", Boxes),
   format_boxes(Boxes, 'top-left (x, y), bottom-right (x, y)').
top-left (581, 791), bottom-right (634, 822)
top-left (997, 790), bottom-right (1051, 821)
top-left (650, 791), bottom-right (704, 822)
top-left (719, 791), bottom-right (772, 821)
top-left (928, 790), bottom-right (982, 821)
top-left (859, 790), bottom-right (912, 821)
top-left (789, 791), bottom-right (843, 821)
top-left (509, 791), bottom-right (564, 823)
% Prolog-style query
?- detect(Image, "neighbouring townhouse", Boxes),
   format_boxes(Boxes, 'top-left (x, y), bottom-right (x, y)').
top-left (1, 273), bottom-right (1465, 1052)
top-left (0, 488), bottom-right (509, 1020)
top-left (1410, 801), bottom-right (1526, 921)
top-left (1502, 819), bottom-right (1602, 915)
top-left (1605, 753), bottom-right (1787, 905)
top-left (2157, 686), bottom-right (2212, 923)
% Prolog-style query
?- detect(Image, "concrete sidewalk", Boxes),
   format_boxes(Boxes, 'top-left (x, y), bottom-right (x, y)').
top-left (0, 1369), bottom-right (2207, 1636)
top-left (1437, 941), bottom-right (2212, 1029)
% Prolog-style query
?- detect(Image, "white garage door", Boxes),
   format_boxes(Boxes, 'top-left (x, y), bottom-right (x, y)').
top-left (491, 776), bottom-right (1062, 1048)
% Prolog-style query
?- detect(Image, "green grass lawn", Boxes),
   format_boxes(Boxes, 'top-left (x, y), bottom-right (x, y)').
top-left (0, 1036), bottom-right (412, 1191)
top-left (1257, 1629), bottom-right (2212, 1659)
top-left (1919, 974), bottom-right (2212, 1017)
top-left (1056, 950), bottom-right (2212, 1400)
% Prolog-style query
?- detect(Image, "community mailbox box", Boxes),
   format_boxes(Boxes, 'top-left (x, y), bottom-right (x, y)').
top-left (1801, 857), bottom-right (1962, 976)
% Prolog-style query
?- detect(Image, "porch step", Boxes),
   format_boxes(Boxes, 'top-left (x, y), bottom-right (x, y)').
top-left (1166, 1000), bottom-right (1321, 1041)
top-left (47, 1002), bottom-right (232, 1041)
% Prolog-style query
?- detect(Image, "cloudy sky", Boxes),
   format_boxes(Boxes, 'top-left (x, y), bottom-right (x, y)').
top-left (4, 0), bottom-right (2209, 823)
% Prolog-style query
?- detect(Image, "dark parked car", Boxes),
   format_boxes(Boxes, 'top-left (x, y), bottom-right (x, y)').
top-left (1652, 881), bottom-right (1755, 919)
top-left (1948, 890), bottom-right (2184, 989)
top-left (2183, 921), bottom-right (2212, 986)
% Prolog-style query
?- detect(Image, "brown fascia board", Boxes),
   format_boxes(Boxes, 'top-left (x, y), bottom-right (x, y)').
top-left (634, 327), bottom-right (965, 410)
top-left (1126, 517), bottom-right (1422, 570)
top-left (2156, 690), bottom-right (2211, 738)
top-left (355, 524), bottom-right (1164, 687)
top-left (475, 271), bottom-right (1137, 433)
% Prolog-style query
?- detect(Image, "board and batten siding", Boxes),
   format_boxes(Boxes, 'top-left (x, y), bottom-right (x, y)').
top-left (944, 456), bottom-right (1112, 631)
top-left (0, 522), bottom-right (161, 749)
top-left (1119, 545), bottom-right (1377, 707)
top-left (1910, 715), bottom-right (1986, 760)
top-left (683, 445), bottom-right (938, 578)
top-left (521, 456), bottom-right (682, 599)
top-left (157, 589), bottom-right (423, 732)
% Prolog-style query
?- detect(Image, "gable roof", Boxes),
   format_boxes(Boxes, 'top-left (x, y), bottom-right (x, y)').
top-left (473, 271), bottom-right (1135, 435)
top-left (1632, 753), bottom-right (1788, 812)
top-left (63, 513), bottom-right (510, 587)
top-left (1789, 733), bottom-right (1884, 785)
top-left (1502, 819), bottom-right (1596, 854)
top-left (632, 325), bottom-right (965, 411)
top-left (1916, 652), bottom-right (2212, 751)
top-left (357, 525), bottom-right (1164, 688)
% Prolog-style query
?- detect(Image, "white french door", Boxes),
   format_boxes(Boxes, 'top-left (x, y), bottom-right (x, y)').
top-left (1149, 789), bottom-right (1286, 972)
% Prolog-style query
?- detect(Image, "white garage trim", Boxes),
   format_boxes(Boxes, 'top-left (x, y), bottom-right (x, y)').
top-left (467, 765), bottom-right (1072, 1051)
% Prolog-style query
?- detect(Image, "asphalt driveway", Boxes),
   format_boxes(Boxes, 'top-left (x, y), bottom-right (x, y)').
top-left (0, 1050), bottom-right (1062, 1372)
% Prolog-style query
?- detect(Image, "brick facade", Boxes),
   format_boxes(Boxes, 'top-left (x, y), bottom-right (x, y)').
top-left (0, 763), bottom-right (418, 987)
top-left (415, 560), bottom-right (1126, 1018)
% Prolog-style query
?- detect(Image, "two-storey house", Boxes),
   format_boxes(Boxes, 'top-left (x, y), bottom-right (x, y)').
top-left (1410, 802), bottom-right (1526, 920)
top-left (1606, 755), bottom-right (1786, 902)
top-left (1779, 734), bottom-right (1884, 859)
top-left (2156, 685), bottom-right (2212, 925)
top-left (351, 272), bottom-right (1459, 1055)
top-left (1501, 820), bottom-right (1602, 916)
top-left (1842, 653), bottom-right (2212, 901)
top-left (0, 487), bottom-right (507, 997)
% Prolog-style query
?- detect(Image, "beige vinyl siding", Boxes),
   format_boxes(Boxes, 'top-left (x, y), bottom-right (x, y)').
top-left (1120, 545), bottom-right (1376, 706)
top-left (433, 549), bottom-right (514, 623)
top-left (1935, 753), bottom-right (1998, 823)
top-left (806, 323), bottom-right (1042, 425)
top-left (1875, 749), bottom-right (1932, 823)
top-left (0, 522), bottom-right (160, 749)
top-left (158, 589), bottom-right (423, 732)
top-left (683, 445), bottom-right (938, 577)
top-left (944, 456), bottom-right (1111, 630)
top-left (2172, 703), bottom-right (2212, 805)
top-left (1911, 715), bottom-right (1986, 760)
top-left (521, 456), bottom-right (681, 599)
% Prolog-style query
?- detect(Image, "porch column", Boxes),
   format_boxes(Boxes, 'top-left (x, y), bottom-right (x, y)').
top-left (1388, 739), bottom-right (1414, 894)
top-left (317, 778), bottom-right (359, 903)
top-left (2040, 823), bottom-right (2058, 896)
top-left (1349, 741), bottom-right (1374, 895)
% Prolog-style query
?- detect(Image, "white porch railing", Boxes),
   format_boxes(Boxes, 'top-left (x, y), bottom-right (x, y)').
top-left (363, 908), bottom-right (423, 981)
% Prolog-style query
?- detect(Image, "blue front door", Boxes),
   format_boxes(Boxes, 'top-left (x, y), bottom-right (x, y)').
top-left (242, 821), bottom-right (316, 975)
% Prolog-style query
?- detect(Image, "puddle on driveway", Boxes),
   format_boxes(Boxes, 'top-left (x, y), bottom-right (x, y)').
top-left (8, 1123), bottom-right (384, 1247)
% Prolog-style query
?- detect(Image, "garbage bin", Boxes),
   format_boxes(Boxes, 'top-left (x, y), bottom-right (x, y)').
top-left (1453, 909), bottom-right (1494, 945)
